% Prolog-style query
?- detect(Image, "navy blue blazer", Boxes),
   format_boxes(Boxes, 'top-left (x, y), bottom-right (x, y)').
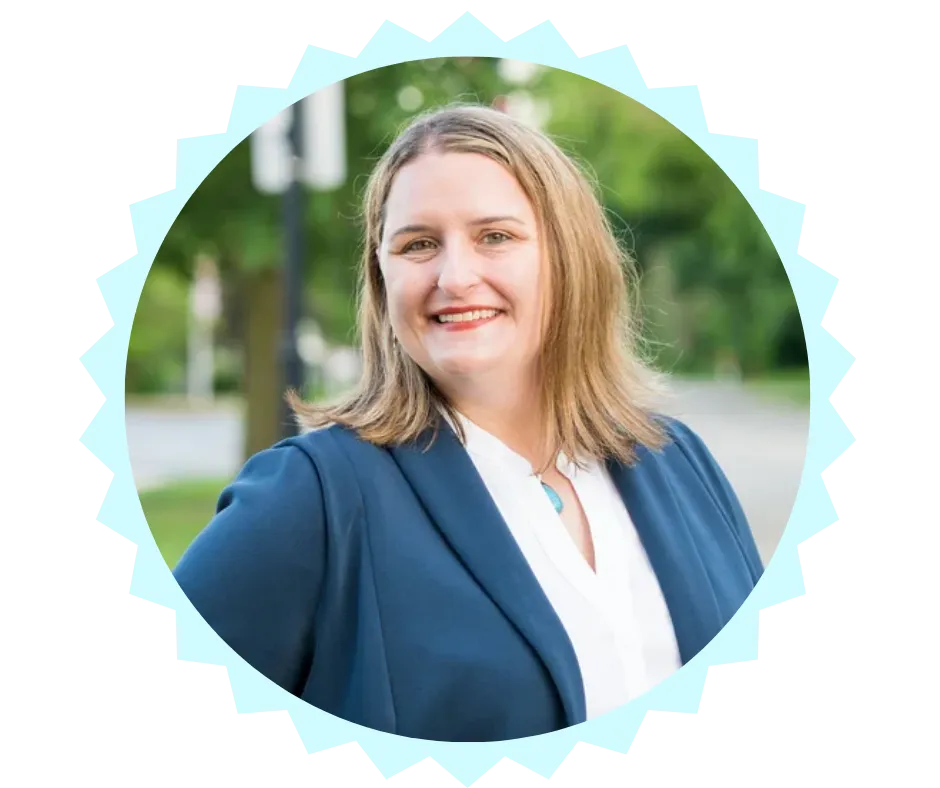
top-left (173, 416), bottom-right (762, 742)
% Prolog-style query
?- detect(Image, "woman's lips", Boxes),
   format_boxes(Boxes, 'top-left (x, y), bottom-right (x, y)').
top-left (432, 309), bottom-right (503, 331)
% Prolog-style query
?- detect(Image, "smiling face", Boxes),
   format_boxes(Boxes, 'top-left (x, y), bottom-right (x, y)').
top-left (378, 151), bottom-right (546, 399)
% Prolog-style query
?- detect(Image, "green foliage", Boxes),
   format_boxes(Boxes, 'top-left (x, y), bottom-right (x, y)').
top-left (540, 69), bottom-right (803, 376)
top-left (134, 57), bottom-right (806, 395)
top-left (126, 265), bottom-right (189, 394)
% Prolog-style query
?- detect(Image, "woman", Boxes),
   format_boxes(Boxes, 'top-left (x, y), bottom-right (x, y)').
top-left (173, 104), bottom-right (763, 743)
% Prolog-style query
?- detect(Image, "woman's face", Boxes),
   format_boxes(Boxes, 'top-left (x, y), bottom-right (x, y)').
top-left (379, 151), bottom-right (546, 394)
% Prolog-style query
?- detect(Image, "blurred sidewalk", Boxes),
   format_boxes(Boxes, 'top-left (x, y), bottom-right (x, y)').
top-left (127, 380), bottom-right (807, 564)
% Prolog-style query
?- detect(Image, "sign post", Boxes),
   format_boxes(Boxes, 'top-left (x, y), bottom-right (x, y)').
top-left (250, 83), bottom-right (347, 438)
top-left (280, 101), bottom-right (305, 436)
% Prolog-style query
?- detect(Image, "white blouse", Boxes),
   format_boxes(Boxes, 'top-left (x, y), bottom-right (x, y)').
top-left (448, 411), bottom-right (682, 719)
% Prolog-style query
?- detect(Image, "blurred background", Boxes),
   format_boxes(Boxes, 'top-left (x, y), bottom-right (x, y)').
top-left (128, 57), bottom-right (809, 570)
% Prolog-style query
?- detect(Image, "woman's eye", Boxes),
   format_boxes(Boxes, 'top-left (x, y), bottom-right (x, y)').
top-left (481, 231), bottom-right (511, 244)
top-left (402, 239), bottom-right (436, 253)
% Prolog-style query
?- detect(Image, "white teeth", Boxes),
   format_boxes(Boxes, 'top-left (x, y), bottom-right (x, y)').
top-left (436, 309), bottom-right (500, 323)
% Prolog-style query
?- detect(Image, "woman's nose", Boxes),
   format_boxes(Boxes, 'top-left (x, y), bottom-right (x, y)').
top-left (436, 242), bottom-right (480, 294)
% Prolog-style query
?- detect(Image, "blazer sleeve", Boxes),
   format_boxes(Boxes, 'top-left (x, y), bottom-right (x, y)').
top-left (173, 442), bottom-right (326, 695)
top-left (664, 418), bottom-right (765, 581)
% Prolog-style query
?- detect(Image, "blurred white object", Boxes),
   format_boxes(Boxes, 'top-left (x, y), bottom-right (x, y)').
top-left (250, 108), bottom-right (292, 195)
top-left (187, 255), bottom-right (221, 402)
top-left (324, 346), bottom-right (362, 393)
top-left (250, 81), bottom-right (347, 194)
top-left (502, 91), bottom-right (552, 129)
top-left (297, 320), bottom-right (327, 366)
top-left (302, 80), bottom-right (347, 191)
top-left (190, 255), bottom-right (222, 323)
top-left (397, 85), bottom-right (424, 112)
top-left (498, 59), bottom-right (542, 86)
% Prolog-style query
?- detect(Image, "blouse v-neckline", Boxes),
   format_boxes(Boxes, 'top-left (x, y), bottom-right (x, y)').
top-left (456, 413), bottom-right (634, 610)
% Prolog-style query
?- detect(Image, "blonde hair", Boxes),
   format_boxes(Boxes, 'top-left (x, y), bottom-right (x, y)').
top-left (288, 103), bottom-right (666, 466)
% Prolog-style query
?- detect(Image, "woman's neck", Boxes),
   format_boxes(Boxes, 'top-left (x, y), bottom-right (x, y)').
top-left (444, 376), bottom-right (552, 472)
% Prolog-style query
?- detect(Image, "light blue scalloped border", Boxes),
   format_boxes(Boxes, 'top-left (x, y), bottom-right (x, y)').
top-left (81, 13), bottom-right (854, 786)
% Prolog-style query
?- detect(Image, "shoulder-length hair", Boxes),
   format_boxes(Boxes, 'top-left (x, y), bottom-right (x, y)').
top-left (289, 102), bottom-right (667, 467)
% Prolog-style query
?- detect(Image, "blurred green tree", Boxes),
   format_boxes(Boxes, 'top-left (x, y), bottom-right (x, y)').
top-left (540, 68), bottom-right (803, 376)
top-left (136, 58), bottom-right (507, 458)
top-left (130, 58), bottom-right (806, 459)
top-left (125, 265), bottom-right (189, 394)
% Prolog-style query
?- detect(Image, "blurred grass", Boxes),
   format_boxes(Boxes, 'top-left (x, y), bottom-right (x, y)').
top-left (126, 393), bottom-right (245, 412)
top-left (742, 369), bottom-right (810, 407)
top-left (140, 478), bottom-right (227, 569)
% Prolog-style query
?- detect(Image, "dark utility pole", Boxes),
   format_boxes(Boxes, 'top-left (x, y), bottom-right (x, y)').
top-left (280, 100), bottom-right (305, 438)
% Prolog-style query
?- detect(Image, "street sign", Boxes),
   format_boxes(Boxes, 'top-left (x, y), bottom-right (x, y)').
top-left (250, 81), bottom-right (346, 195)
top-left (250, 108), bottom-right (292, 195)
top-left (301, 80), bottom-right (346, 191)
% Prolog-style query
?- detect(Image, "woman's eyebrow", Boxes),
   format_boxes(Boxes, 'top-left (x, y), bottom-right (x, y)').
top-left (388, 223), bottom-right (435, 240)
top-left (387, 215), bottom-right (526, 242)
top-left (467, 215), bottom-right (525, 227)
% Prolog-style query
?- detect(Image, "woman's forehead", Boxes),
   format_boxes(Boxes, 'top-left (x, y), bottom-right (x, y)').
top-left (384, 152), bottom-right (535, 224)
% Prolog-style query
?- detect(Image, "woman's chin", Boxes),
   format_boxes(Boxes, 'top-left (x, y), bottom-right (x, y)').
top-left (430, 354), bottom-right (503, 380)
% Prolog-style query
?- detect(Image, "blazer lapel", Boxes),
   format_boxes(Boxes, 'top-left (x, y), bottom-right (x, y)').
top-left (606, 449), bottom-right (725, 665)
top-left (388, 421), bottom-right (586, 726)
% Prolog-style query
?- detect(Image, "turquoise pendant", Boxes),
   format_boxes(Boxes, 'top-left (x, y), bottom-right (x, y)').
top-left (541, 481), bottom-right (564, 514)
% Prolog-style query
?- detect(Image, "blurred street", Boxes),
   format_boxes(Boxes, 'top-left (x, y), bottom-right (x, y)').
top-left (654, 380), bottom-right (808, 563)
top-left (128, 379), bottom-right (807, 564)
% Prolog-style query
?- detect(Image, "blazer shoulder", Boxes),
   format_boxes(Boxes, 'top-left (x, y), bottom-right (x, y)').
top-left (654, 414), bottom-right (710, 456)
top-left (647, 414), bottom-right (732, 500)
top-left (173, 440), bottom-right (331, 694)
top-left (289, 423), bottom-right (399, 482)
top-left (647, 414), bottom-right (712, 460)
top-left (648, 414), bottom-right (764, 577)
top-left (175, 440), bottom-right (328, 579)
top-left (288, 422), bottom-right (382, 462)
top-left (226, 438), bottom-right (326, 507)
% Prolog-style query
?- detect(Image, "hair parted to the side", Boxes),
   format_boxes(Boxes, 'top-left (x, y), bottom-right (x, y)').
top-left (287, 102), bottom-right (667, 466)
